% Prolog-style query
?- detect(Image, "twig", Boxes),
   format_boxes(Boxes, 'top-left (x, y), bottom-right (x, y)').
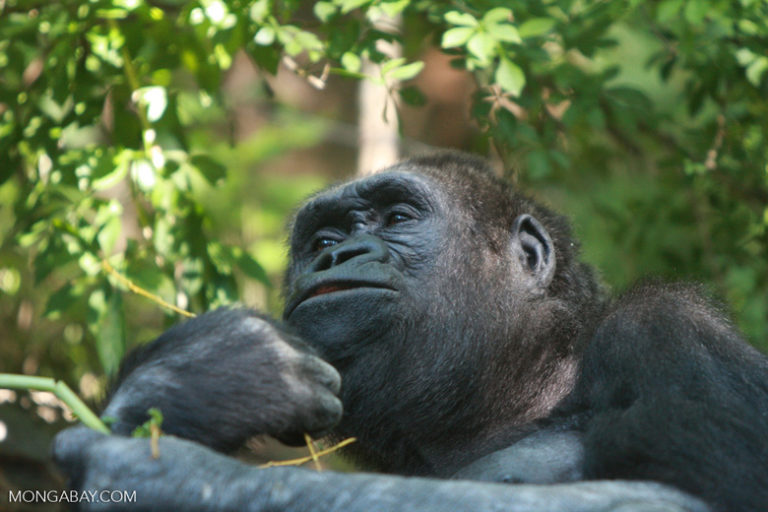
top-left (101, 259), bottom-right (196, 318)
top-left (259, 437), bottom-right (357, 469)
top-left (0, 374), bottom-right (108, 433)
top-left (150, 423), bottom-right (161, 459)
top-left (304, 432), bottom-right (322, 471)
top-left (704, 113), bottom-right (725, 171)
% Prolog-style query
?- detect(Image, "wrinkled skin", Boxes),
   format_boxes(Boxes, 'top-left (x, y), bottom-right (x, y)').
top-left (53, 153), bottom-right (768, 512)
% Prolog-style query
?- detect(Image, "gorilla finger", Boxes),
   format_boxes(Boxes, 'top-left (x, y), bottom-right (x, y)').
top-left (274, 392), bottom-right (342, 446)
top-left (299, 355), bottom-right (342, 395)
top-left (301, 390), bottom-right (343, 435)
top-left (51, 426), bottom-right (106, 476)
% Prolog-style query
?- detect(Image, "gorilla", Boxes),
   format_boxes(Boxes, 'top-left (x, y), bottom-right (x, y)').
top-left (54, 153), bottom-right (768, 512)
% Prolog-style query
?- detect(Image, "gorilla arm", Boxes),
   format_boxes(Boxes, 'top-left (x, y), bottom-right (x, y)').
top-left (53, 427), bottom-right (709, 512)
top-left (569, 283), bottom-right (768, 511)
top-left (451, 429), bottom-right (585, 484)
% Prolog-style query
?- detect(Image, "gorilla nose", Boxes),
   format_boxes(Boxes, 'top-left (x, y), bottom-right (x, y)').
top-left (310, 235), bottom-right (390, 272)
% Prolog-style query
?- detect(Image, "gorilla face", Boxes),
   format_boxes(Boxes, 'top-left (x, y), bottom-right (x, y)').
top-left (283, 171), bottom-right (452, 363)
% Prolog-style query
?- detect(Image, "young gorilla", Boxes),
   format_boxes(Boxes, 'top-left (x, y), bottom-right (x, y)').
top-left (54, 153), bottom-right (768, 512)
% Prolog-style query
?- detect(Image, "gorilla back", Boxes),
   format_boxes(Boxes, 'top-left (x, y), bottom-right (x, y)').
top-left (55, 152), bottom-right (768, 512)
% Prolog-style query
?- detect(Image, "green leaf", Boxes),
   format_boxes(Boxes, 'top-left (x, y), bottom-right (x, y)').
top-left (133, 86), bottom-right (168, 123)
top-left (124, 261), bottom-right (175, 300)
top-left (249, 0), bottom-right (269, 23)
top-left (445, 11), bottom-right (477, 27)
top-left (132, 408), bottom-right (164, 438)
top-left (746, 57), bottom-right (768, 86)
top-left (381, 57), bottom-right (407, 74)
top-left (0, 267), bottom-right (20, 296)
top-left (190, 154), bottom-right (227, 183)
top-left (330, 67), bottom-right (370, 80)
top-left (339, 0), bottom-right (370, 14)
top-left (207, 240), bottom-right (233, 273)
top-left (399, 85), bottom-right (427, 106)
top-left (96, 209), bottom-right (123, 254)
top-left (85, 27), bottom-right (125, 67)
top-left (341, 52), bottom-right (362, 73)
top-left (737, 19), bottom-right (760, 36)
top-left (92, 156), bottom-right (129, 191)
top-left (518, 18), bottom-right (556, 38)
top-left (526, 150), bottom-right (551, 179)
top-left (683, 0), bottom-right (707, 25)
top-left (482, 8), bottom-right (512, 25)
top-left (35, 238), bottom-right (72, 284)
top-left (180, 257), bottom-right (205, 296)
top-left (387, 61), bottom-right (424, 81)
top-left (442, 27), bottom-right (474, 48)
top-left (496, 58), bottom-right (526, 97)
top-left (231, 246), bottom-right (270, 286)
top-left (467, 33), bottom-right (496, 64)
top-left (657, 0), bottom-right (683, 23)
top-left (88, 287), bottom-right (126, 376)
top-left (486, 23), bottom-right (521, 44)
top-left (87, 288), bottom-right (107, 326)
top-left (78, 252), bottom-right (102, 277)
top-left (249, 44), bottom-right (280, 74)
top-left (44, 283), bottom-right (78, 319)
top-left (380, 0), bottom-right (409, 17)
top-left (314, 2), bottom-right (337, 22)
top-left (254, 27), bottom-right (276, 46)
top-left (293, 30), bottom-right (324, 55)
top-left (130, 159), bottom-right (156, 191)
top-left (207, 272), bottom-right (238, 307)
top-left (735, 48), bottom-right (756, 66)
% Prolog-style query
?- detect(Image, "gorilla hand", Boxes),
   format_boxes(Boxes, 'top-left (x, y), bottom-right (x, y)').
top-left (103, 308), bottom-right (342, 451)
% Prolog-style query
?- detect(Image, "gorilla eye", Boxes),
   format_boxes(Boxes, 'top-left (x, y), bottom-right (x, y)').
top-left (313, 237), bottom-right (339, 252)
top-left (385, 210), bottom-right (414, 227)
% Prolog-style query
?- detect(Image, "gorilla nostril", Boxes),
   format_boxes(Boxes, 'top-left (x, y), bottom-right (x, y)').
top-left (312, 246), bottom-right (364, 271)
top-left (332, 246), bottom-right (367, 266)
top-left (311, 236), bottom-right (389, 272)
top-left (313, 251), bottom-right (334, 272)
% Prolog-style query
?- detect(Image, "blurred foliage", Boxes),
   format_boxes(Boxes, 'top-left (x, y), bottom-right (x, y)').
top-left (0, 0), bottom-right (766, 410)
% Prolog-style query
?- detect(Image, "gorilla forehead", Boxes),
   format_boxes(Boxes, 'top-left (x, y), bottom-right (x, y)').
top-left (288, 171), bottom-right (443, 257)
top-left (296, 171), bottom-right (440, 219)
top-left (290, 152), bottom-right (525, 249)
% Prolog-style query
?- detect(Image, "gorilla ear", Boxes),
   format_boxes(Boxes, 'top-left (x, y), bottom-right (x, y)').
top-left (510, 214), bottom-right (556, 291)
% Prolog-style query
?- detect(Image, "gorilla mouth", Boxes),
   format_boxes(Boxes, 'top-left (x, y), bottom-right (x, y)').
top-left (310, 284), bottom-right (356, 298)
top-left (287, 281), bottom-right (396, 317)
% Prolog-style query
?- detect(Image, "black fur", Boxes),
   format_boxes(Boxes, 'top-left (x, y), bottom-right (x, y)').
top-left (564, 282), bottom-right (768, 511)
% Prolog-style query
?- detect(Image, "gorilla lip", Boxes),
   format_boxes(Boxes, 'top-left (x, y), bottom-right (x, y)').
top-left (311, 284), bottom-right (354, 297)
top-left (287, 281), bottom-right (395, 317)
